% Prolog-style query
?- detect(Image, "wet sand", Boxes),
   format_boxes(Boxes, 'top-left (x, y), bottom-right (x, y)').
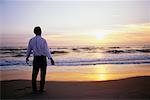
top-left (1, 64), bottom-right (150, 99)
top-left (1, 64), bottom-right (150, 81)
top-left (1, 76), bottom-right (150, 99)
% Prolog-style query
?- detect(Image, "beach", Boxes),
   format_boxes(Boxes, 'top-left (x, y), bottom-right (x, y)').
top-left (1, 0), bottom-right (150, 99)
top-left (1, 46), bottom-right (150, 99)
top-left (1, 76), bottom-right (150, 99)
top-left (1, 64), bottom-right (150, 99)
top-left (1, 64), bottom-right (150, 81)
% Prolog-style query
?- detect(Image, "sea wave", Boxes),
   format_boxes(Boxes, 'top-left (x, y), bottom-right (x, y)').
top-left (106, 49), bottom-right (150, 54)
top-left (1, 56), bottom-right (150, 66)
top-left (1, 47), bottom-right (150, 56)
top-left (0, 46), bottom-right (150, 67)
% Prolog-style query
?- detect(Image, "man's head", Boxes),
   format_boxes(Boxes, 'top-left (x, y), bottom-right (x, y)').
top-left (34, 26), bottom-right (42, 35)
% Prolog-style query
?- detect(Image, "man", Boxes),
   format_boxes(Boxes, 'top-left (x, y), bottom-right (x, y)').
top-left (26, 26), bottom-right (55, 93)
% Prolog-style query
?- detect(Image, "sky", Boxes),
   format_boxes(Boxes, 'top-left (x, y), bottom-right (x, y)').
top-left (0, 0), bottom-right (150, 47)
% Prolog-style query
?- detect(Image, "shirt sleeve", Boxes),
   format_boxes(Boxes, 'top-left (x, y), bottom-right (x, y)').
top-left (26, 39), bottom-right (32, 57)
top-left (45, 40), bottom-right (52, 59)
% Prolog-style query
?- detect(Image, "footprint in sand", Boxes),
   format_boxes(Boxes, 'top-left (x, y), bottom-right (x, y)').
top-left (16, 86), bottom-right (31, 91)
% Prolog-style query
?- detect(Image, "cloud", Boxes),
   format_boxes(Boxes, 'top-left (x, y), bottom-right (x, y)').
top-left (109, 23), bottom-right (150, 35)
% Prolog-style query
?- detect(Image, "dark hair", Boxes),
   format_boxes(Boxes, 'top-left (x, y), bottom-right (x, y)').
top-left (34, 26), bottom-right (42, 35)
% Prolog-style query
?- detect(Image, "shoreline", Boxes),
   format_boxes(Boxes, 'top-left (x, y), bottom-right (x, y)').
top-left (1, 64), bottom-right (150, 81)
top-left (1, 64), bottom-right (150, 99)
top-left (1, 76), bottom-right (150, 99)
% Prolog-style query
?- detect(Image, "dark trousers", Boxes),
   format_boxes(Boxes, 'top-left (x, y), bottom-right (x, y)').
top-left (32, 56), bottom-right (47, 91)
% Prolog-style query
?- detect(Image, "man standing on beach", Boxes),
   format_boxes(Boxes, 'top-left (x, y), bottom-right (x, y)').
top-left (26, 26), bottom-right (55, 93)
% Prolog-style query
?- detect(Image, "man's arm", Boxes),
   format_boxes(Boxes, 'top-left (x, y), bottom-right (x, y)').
top-left (50, 58), bottom-right (55, 65)
top-left (26, 40), bottom-right (32, 64)
top-left (45, 40), bottom-right (55, 65)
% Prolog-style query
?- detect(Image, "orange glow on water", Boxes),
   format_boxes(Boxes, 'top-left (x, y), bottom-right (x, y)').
top-left (1, 64), bottom-right (150, 81)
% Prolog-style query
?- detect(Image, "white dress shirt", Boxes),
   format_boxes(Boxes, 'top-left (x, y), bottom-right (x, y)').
top-left (26, 35), bottom-right (52, 59)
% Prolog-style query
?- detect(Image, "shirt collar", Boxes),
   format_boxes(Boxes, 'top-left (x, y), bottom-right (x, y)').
top-left (36, 35), bottom-right (41, 37)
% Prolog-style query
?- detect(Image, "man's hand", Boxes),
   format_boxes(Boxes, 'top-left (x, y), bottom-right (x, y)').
top-left (26, 57), bottom-right (29, 64)
top-left (50, 58), bottom-right (55, 65)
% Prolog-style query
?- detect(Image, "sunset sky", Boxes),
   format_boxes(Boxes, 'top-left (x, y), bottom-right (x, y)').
top-left (1, 0), bottom-right (150, 47)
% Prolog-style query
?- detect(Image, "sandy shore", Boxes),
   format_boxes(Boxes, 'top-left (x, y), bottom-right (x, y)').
top-left (1, 64), bottom-right (150, 81)
top-left (1, 76), bottom-right (150, 99)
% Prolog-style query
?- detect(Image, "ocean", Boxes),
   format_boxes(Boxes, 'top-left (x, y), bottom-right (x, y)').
top-left (0, 46), bottom-right (150, 71)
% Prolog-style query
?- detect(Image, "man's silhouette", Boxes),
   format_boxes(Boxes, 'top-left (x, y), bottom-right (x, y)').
top-left (26, 26), bottom-right (55, 93)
